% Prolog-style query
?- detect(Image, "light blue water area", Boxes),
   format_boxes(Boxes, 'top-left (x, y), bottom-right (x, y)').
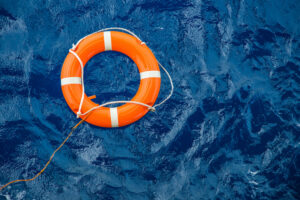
top-left (0, 0), bottom-right (300, 199)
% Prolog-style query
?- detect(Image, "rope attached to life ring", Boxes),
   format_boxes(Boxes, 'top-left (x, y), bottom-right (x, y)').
top-left (0, 28), bottom-right (174, 192)
top-left (71, 27), bottom-right (174, 118)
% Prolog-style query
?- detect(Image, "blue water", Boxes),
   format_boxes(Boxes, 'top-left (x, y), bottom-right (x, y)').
top-left (0, 0), bottom-right (300, 199)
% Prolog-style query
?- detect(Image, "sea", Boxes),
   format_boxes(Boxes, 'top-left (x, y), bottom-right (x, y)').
top-left (0, 0), bottom-right (299, 199)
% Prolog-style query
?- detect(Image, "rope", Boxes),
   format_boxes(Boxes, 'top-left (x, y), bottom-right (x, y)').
top-left (0, 113), bottom-right (91, 191)
top-left (153, 61), bottom-right (174, 108)
top-left (69, 50), bottom-right (85, 117)
top-left (80, 101), bottom-right (156, 117)
top-left (71, 27), bottom-right (174, 118)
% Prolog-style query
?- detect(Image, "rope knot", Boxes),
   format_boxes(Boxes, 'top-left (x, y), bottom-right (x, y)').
top-left (76, 111), bottom-right (82, 118)
top-left (72, 43), bottom-right (76, 50)
top-left (149, 107), bottom-right (156, 112)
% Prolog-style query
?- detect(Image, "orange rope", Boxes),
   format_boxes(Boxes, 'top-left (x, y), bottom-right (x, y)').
top-left (0, 114), bottom-right (90, 191)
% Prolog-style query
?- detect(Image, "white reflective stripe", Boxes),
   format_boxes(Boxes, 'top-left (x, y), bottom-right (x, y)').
top-left (140, 71), bottom-right (161, 79)
top-left (61, 77), bottom-right (82, 86)
top-left (110, 107), bottom-right (119, 127)
top-left (104, 31), bottom-right (112, 51)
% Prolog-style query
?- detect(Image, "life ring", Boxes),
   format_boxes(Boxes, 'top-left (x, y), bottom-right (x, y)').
top-left (61, 31), bottom-right (161, 128)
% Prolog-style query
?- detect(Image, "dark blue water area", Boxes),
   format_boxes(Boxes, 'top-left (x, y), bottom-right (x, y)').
top-left (0, 0), bottom-right (300, 199)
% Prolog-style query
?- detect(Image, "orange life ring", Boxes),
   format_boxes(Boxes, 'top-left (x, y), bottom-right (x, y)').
top-left (61, 31), bottom-right (161, 128)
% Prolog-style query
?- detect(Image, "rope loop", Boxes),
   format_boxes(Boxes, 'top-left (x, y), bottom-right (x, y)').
top-left (70, 27), bottom-right (173, 118)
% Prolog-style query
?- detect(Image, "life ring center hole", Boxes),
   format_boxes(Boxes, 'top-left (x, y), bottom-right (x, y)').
top-left (84, 51), bottom-right (140, 106)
